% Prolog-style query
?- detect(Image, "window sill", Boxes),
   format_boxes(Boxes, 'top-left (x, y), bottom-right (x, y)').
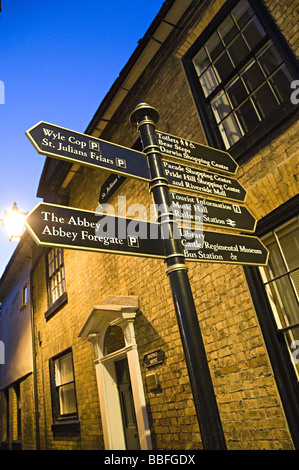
top-left (44, 291), bottom-right (68, 319)
top-left (52, 419), bottom-right (80, 436)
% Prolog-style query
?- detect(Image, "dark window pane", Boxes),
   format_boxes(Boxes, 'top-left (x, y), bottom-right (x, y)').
top-left (206, 32), bottom-right (224, 60)
top-left (235, 98), bottom-right (260, 133)
top-left (199, 66), bottom-right (219, 97)
top-left (258, 42), bottom-right (284, 76)
top-left (279, 221), bottom-right (299, 272)
top-left (228, 34), bottom-right (250, 66)
top-left (226, 77), bottom-right (248, 107)
top-left (59, 383), bottom-right (77, 415)
top-left (219, 113), bottom-right (243, 148)
top-left (243, 16), bottom-right (266, 50)
top-left (214, 51), bottom-right (234, 82)
top-left (218, 15), bottom-right (239, 45)
top-left (211, 91), bottom-right (232, 122)
top-left (262, 235), bottom-right (286, 279)
top-left (265, 276), bottom-right (299, 328)
top-left (242, 60), bottom-right (264, 92)
top-left (253, 83), bottom-right (278, 118)
top-left (232, 0), bottom-right (254, 29)
top-left (270, 65), bottom-right (294, 103)
top-left (193, 47), bottom-right (210, 76)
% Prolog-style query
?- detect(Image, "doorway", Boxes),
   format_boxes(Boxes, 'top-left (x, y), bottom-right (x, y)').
top-left (78, 295), bottom-right (152, 450)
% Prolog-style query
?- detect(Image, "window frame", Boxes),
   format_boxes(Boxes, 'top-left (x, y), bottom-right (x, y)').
top-left (21, 283), bottom-right (28, 309)
top-left (259, 219), bottom-right (299, 348)
top-left (244, 194), bottom-right (299, 449)
top-left (182, 0), bottom-right (299, 164)
top-left (0, 389), bottom-right (9, 449)
top-left (49, 348), bottom-right (80, 434)
top-left (45, 247), bottom-right (67, 319)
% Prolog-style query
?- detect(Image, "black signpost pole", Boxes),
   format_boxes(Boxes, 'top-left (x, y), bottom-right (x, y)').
top-left (130, 103), bottom-right (227, 451)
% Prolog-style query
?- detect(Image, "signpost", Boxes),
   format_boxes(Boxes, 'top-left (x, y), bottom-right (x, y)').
top-left (26, 121), bottom-right (150, 182)
top-left (130, 103), bottom-right (228, 451)
top-left (25, 202), bottom-right (165, 259)
top-left (163, 159), bottom-right (246, 202)
top-left (170, 191), bottom-right (256, 233)
top-left (26, 105), bottom-right (269, 451)
top-left (156, 130), bottom-right (238, 175)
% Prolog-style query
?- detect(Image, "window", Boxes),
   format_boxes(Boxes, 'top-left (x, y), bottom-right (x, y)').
top-left (0, 389), bottom-right (9, 448)
top-left (45, 248), bottom-right (67, 318)
top-left (47, 248), bottom-right (66, 304)
top-left (22, 284), bottom-right (28, 308)
top-left (11, 383), bottom-right (21, 449)
top-left (259, 217), bottom-right (299, 379)
top-left (49, 350), bottom-right (78, 428)
top-left (183, 0), bottom-right (299, 160)
top-left (244, 196), bottom-right (299, 447)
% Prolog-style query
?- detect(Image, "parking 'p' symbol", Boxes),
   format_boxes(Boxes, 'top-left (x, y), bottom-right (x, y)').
top-left (116, 158), bottom-right (127, 168)
top-left (89, 140), bottom-right (100, 151)
top-left (127, 236), bottom-right (139, 247)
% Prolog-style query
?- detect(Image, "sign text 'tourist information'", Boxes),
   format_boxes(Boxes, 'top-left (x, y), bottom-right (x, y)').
top-left (170, 191), bottom-right (256, 233)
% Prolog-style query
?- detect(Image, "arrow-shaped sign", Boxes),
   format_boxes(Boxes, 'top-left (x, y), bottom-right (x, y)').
top-left (163, 160), bottom-right (246, 203)
top-left (181, 227), bottom-right (269, 266)
top-left (26, 122), bottom-right (151, 182)
top-left (156, 130), bottom-right (238, 175)
top-left (170, 191), bottom-right (256, 233)
top-left (25, 203), bottom-right (164, 259)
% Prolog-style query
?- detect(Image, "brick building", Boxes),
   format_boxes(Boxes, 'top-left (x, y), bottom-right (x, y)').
top-left (0, 0), bottom-right (298, 450)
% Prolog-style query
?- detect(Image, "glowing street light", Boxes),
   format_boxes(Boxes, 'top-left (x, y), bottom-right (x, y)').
top-left (1, 202), bottom-right (27, 241)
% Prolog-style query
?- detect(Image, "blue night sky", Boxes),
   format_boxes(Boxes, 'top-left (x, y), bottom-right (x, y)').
top-left (0, 0), bottom-right (164, 276)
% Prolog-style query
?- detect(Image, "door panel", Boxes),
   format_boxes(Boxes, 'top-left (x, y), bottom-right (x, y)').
top-left (115, 358), bottom-right (140, 450)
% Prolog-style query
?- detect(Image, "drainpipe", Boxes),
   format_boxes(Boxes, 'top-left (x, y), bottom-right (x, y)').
top-left (30, 259), bottom-right (41, 450)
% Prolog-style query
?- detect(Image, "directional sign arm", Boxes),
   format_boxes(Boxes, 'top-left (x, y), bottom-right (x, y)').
top-left (156, 130), bottom-right (238, 175)
top-left (163, 160), bottom-right (247, 203)
top-left (26, 122), bottom-right (150, 182)
top-left (170, 191), bottom-right (256, 233)
top-left (181, 228), bottom-right (269, 266)
top-left (25, 203), bottom-right (165, 259)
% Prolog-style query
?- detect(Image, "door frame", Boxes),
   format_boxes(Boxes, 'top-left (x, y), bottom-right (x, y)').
top-left (79, 295), bottom-right (152, 450)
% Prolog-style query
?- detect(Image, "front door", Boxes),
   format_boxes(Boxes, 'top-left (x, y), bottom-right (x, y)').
top-left (115, 358), bottom-right (140, 450)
